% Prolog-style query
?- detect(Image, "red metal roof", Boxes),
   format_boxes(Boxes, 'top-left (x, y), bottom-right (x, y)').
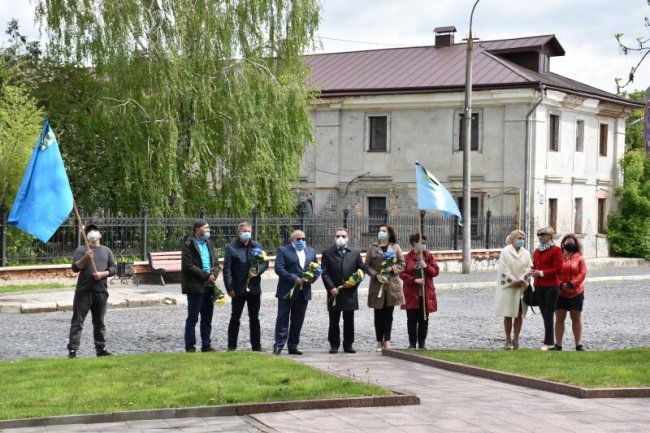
top-left (305, 35), bottom-right (637, 106)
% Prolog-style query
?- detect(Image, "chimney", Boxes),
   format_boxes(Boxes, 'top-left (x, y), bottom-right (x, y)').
top-left (434, 26), bottom-right (457, 48)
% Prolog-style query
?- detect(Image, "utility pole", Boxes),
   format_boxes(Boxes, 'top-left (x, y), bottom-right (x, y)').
top-left (462, 0), bottom-right (480, 274)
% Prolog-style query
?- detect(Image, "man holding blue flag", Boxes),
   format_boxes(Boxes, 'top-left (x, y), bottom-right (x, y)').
top-left (8, 119), bottom-right (73, 242)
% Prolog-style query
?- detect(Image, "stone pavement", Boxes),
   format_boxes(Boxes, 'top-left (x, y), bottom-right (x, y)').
top-left (2, 351), bottom-right (650, 433)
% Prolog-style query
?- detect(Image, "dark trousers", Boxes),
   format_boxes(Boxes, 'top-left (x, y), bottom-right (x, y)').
top-left (536, 285), bottom-right (559, 345)
top-left (68, 291), bottom-right (109, 351)
top-left (406, 305), bottom-right (429, 348)
top-left (328, 310), bottom-right (355, 349)
top-left (185, 293), bottom-right (215, 351)
top-left (227, 292), bottom-right (261, 350)
top-left (274, 296), bottom-right (308, 351)
top-left (373, 305), bottom-right (395, 342)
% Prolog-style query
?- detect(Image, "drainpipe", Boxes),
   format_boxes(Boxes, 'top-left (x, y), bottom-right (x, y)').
top-left (523, 84), bottom-right (545, 247)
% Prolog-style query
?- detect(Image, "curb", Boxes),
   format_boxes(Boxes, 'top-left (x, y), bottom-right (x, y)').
top-left (0, 393), bottom-right (419, 430)
top-left (382, 349), bottom-right (650, 399)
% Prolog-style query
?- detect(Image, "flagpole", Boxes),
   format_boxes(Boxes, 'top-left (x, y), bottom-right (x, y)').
top-left (73, 201), bottom-right (97, 274)
top-left (417, 210), bottom-right (427, 322)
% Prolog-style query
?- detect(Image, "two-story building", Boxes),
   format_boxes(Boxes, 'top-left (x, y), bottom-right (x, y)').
top-left (299, 26), bottom-right (641, 256)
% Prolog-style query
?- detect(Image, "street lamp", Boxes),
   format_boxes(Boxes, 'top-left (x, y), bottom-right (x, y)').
top-left (462, 0), bottom-right (480, 274)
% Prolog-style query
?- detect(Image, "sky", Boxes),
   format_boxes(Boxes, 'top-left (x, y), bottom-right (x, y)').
top-left (1, 0), bottom-right (648, 96)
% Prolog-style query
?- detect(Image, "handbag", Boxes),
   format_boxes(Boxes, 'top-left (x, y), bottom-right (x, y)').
top-left (522, 284), bottom-right (538, 307)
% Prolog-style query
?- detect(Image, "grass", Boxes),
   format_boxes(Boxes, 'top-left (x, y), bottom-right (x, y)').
top-left (411, 348), bottom-right (650, 388)
top-left (0, 352), bottom-right (391, 420)
top-left (0, 283), bottom-right (68, 294)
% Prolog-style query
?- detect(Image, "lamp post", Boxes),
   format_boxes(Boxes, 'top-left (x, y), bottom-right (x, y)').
top-left (462, 0), bottom-right (480, 274)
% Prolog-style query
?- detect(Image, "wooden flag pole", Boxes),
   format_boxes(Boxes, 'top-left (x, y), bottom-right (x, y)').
top-left (73, 201), bottom-right (98, 274)
top-left (418, 210), bottom-right (427, 321)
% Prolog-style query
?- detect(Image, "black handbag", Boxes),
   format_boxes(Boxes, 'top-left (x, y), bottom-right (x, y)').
top-left (522, 284), bottom-right (538, 307)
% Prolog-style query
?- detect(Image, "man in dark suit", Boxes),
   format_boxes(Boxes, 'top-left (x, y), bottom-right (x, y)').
top-left (321, 227), bottom-right (365, 354)
top-left (273, 229), bottom-right (319, 355)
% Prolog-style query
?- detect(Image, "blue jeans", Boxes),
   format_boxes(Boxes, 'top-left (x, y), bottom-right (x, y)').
top-left (185, 293), bottom-right (214, 351)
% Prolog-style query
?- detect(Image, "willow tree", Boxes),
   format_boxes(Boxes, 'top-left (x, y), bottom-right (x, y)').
top-left (35, 0), bottom-right (321, 216)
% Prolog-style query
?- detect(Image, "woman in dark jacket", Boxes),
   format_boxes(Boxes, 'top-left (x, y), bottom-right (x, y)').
top-left (399, 234), bottom-right (439, 349)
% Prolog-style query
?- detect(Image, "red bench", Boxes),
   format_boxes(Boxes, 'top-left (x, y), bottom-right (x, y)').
top-left (148, 251), bottom-right (182, 285)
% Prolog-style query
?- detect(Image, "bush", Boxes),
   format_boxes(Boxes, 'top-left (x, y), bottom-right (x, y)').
top-left (606, 212), bottom-right (650, 260)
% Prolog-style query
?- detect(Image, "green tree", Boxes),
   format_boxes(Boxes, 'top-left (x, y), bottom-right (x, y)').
top-left (34, 0), bottom-right (321, 216)
top-left (0, 22), bottom-right (44, 205)
top-left (615, 0), bottom-right (649, 93)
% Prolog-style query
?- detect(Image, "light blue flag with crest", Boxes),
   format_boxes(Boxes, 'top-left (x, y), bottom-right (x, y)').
top-left (8, 119), bottom-right (74, 242)
top-left (415, 162), bottom-right (462, 223)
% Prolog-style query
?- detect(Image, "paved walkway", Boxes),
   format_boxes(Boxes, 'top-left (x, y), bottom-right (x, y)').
top-left (3, 351), bottom-right (650, 433)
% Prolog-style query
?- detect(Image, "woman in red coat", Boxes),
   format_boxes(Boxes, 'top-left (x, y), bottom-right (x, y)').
top-left (554, 234), bottom-right (587, 351)
top-left (531, 226), bottom-right (563, 351)
top-left (399, 234), bottom-right (439, 349)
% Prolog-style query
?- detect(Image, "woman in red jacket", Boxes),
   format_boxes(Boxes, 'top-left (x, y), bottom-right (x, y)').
top-left (399, 234), bottom-right (439, 349)
top-left (531, 226), bottom-right (563, 351)
top-left (554, 234), bottom-right (587, 351)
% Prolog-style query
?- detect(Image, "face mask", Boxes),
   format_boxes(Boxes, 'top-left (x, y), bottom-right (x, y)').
top-left (335, 237), bottom-right (347, 248)
top-left (87, 231), bottom-right (101, 242)
top-left (515, 239), bottom-right (525, 248)
top-left (421, 243), bottom-right (427, 251)
top-left (378, 231), bottom-right (388, 241)
top-left (294, 240), bottom-right (306, 250)
top-left (240, 231), bottom-right (252, 242)
top-left (202, 232), bottom-right (211, 241)
top-left (563, 243), bottom-right (577, 253)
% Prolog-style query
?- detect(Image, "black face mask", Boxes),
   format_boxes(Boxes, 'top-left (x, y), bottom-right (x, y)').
top-left (563, 243), bottom-right (577, 253)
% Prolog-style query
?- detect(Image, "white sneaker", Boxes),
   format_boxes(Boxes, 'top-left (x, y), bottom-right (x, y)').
top-left (540, 344), bottom-right (552, 351)
top-left (376, 342), bottom-right (383, 352)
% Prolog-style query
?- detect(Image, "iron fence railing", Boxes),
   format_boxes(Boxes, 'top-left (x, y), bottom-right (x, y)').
top-left (0, 202), bottom-right (517, 266)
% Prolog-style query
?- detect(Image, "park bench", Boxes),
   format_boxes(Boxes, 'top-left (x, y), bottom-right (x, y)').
top-left (148, 251), bottom-right (182, 285)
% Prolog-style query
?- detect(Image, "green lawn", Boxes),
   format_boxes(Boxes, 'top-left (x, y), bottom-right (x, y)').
top-left (412, 348), bottom-right (650, 388)
top-left (0, 283), bottom-right (68, 294)
top-left (0, 352), bottom-right (391, 420)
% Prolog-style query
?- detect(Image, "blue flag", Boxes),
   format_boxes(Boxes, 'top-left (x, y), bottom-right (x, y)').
top-left (415, 162), bottom-right (462, 223)
top-left (8, 120), bottom-right (74, 242)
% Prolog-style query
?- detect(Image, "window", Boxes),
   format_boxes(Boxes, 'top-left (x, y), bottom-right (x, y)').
top-left (540, 53), bottom-right (550, 72)
top-left (548, 198), bottom-right (558, 233)
top-left (458, 113), bottom-right (479, 151)
top-left (598, 198), bottom-right (607, 233)
top-left (367, 196), bottom-right (387, 232)
top-left (548, 114), bottom-right (559, 151)
top-left (574, 198), bottom-right (583, 234)
top-left (575, 120), bottom-right (584, 152)
top-left (599, 123), bottom-right (608, 156)
top-left (366, 115), bottom-right (388, 152)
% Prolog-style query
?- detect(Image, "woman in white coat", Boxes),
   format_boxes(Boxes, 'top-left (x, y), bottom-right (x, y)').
top-left (496, 229), bottom-right (532, 350)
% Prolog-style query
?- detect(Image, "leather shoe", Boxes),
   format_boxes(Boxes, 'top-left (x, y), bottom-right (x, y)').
top-left (186, 346), bottom-right (197, 353)
top-left (343, 346), bottom-right (356, 354)
top-left (329, 347), bottom-right (339, 354)
top-left (288, 348), bottom-right (303, 355)
top-left (272, 347), bottom-right (281, 355)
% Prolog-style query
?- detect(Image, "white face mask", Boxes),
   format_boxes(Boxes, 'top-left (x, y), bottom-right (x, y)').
top-left (87, 231), bottom-right (101, 241)
top-left (335, 236), bottom-right (347, 248)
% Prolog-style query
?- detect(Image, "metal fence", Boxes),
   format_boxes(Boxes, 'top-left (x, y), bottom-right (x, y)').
top-left (0, 203), bottom-right (517, 266)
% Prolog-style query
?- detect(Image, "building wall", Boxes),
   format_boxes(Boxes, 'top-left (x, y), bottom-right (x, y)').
top-left (301, 88), bottom-right (631, 257)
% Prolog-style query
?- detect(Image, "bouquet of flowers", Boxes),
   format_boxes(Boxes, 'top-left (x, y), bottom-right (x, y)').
top-left (285, 261), bottom-right (322, 300)
top-left (210, 287), bottom-right (228, 305)
top-left (332, 269), bottom-right (365, 306)
top-left (244, 247), bottom-right (269, 292)
top-left (377, 251), bottom-right (397, 298)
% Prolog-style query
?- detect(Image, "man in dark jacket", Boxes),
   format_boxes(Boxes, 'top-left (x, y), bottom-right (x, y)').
top-left (223, 222), bottom-right (269, 351)
top-left (321, 227), bottom-right (365, 354)
top-left (67, 224), bottom-right (117, 358)
top-left (182, 219), bottom-right (220, 352)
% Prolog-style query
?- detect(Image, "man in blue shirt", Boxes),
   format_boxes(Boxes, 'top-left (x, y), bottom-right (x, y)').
top-left (181, 219), bottom-right (220, 352)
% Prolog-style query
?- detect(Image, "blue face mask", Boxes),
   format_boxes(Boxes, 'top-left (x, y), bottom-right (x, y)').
top-left (515, 239), bottom-right (525, 248)
top-left (294, 240), bottom-right (306, 250)
top-left (378, 231), bottom-right (388, 241)
top-left (240, 231), bottom-right (252, 242)
top-left (202, 232), bottom-right (211, 241)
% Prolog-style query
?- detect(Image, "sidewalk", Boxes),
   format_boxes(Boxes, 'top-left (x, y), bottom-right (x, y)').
top-left (1, 258), bottom-right (648, 314)
top-left (2, 352), bottom-right (649, 432)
